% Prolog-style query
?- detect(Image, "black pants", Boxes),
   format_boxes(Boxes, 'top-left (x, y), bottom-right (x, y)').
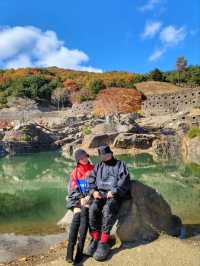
top-left (67, 206), bottom-right (89, 260)
top-left (89, 197), bottom-right (121, 234)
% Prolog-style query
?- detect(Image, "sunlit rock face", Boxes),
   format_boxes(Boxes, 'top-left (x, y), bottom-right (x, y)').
top-left (182, 136), bottom-right (200, 165)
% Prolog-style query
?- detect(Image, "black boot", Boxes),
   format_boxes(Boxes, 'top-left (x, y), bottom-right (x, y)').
top-left (66, 212), bottom-right (81, 263)
top-left (93, 242), bottom-right (110, 261)
top-left (74, 207), bottom-right (89, 263)
top-left (86, 239), bottom-right (99, 257)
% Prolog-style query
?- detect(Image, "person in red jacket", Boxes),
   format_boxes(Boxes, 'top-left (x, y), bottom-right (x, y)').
top-left (66, 149), bottom-right (94, 264)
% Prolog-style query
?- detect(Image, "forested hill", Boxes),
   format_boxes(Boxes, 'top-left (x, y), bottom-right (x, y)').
top-left (0, 65), bottom-right (200, 109)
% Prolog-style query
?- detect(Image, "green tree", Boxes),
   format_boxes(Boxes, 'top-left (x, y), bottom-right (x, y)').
top-left (10, 76), bottom-right (59, 100)
top-left (187, 65), bottom-right (200, 85)
top-left (133, 74), bottom-right (147, 83)
top-left (88, 79), bottom-right (106, 96)
top-left (149, 68), bottom-right (164, 81)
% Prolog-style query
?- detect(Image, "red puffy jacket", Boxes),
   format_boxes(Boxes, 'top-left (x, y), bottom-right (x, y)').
top-left (67, 162), bottom-right (94, 209)
top-left (69, 162), bottom-right (94, 192)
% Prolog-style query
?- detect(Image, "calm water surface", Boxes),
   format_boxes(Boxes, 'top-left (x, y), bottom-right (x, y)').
top-left (0, 151), bottom-right (200, 235)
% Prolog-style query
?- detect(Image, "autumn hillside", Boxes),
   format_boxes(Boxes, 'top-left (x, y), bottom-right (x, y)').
top-left (0, 65), bottom-right (200, 110)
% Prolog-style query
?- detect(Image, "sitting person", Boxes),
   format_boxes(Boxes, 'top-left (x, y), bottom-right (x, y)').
top-left (66, 149), bottom-right (94, 264)
top-left (87, 145), bottom-right (131, 261)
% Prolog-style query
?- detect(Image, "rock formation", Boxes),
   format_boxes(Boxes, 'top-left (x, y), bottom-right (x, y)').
top-left (57, 181), bottom-right (182, 243)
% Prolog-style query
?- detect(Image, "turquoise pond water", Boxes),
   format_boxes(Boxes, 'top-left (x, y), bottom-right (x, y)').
top-left (0, 151), bottom-right (200, 235)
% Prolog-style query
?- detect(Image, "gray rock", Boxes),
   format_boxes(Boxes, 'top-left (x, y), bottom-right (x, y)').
top-left (113, 133), bottom-right (156, 149)
top-left (71, 101), bottom-right (93, 116)
top-left (116, 181), bottom-right (181, 242)
top-left (57, 210), bottom-right (73, 230)
top-left (152, 134), bottom-right (181, 161)
top-left (58, 181), bottom-right (182, 243)
top-left (83, 132), bottom-right (119, 148)
top-left (116, 123), bottom-right (140, 134)
top-left (183, 136), bottom-right (200, 165)
top-left (113, 133), bottom-right (135, 149)
top-left (2, 123), bottom-right (57, 155)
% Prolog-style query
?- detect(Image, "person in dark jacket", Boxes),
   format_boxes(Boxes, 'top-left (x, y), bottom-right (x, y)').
top-left (66, 149), bottom-right (94, 264)
top-left (86, 145), bottom-right (131, 261)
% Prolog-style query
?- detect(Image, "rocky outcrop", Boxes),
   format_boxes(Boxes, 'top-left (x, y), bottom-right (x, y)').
top-left (113, 133), bottom-right (156, 149)
top-left (152, 134), bottom-right (181, 161)
top-left (58, 181), bottom-right (182, 243)
top-left (1, 123), bottom-right (58, 155)
top-left (69, 101), bottom-right (93, 116)
top-left (182, 136), bottom-right (200, 165)
top-left (62, 139), bottom-right (83, 157)
top-left (83, 132), bottom-right (119, 148)
top-left (50, 114), bottom-right (105, 151)
top-left (1, 140), bottom-right (58, 155)
top-left (110, 113), bottom-right (143, 133)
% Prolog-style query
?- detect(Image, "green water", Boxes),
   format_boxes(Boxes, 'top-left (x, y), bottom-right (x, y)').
top-left (0, 151), bottom-right (200, 235)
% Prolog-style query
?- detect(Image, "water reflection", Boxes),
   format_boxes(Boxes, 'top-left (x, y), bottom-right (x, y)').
top-left (0, 151), bottom-right (199, 234)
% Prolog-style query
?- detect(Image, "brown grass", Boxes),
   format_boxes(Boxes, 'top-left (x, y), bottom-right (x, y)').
top-left (135, 81), bottom-right (184, 95)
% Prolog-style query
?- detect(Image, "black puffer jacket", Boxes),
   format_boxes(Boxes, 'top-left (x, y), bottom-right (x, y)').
top-left (88, 157), bottom-right (131, 198)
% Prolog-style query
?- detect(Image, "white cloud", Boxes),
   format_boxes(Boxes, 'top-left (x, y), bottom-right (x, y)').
top-left (148, 25), bottom-right (187, 61)
top-left (5, 54), bottom-right (33, 68)
top-left (142, 21), bottom-right (162, 39)
top-left (149, 48), bottom-right (165, 61)
top-left (160, 25), bottom-right (187, 46)
top-left (139, 0), bottom-right (162, 11)
top-left (0, 26), bottom-right (102, 72)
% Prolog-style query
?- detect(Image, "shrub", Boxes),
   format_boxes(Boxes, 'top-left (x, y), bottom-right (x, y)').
top-left (20, 134), bottom-right (32, 142)
top-left (187, 127), bottom-right (200, 139)
top-left (82, 127), bottom-right (92, 135)
top-left (0, 92), bottom-right (8, 108)
top-left (88, 79), bottom-right (106, 96)
top-left (149, 68), bottom-right (164, 81)
top-left (93, 87), bottom-right (142, 116)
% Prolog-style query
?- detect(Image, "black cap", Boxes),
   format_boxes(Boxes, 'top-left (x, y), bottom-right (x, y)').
top-left (74, 149), bottom-right (89, 162)
top-left (98, 145), bottom-right (113, 155)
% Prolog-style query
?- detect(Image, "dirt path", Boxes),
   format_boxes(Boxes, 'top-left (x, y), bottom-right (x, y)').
top-left (5, 235), bottom-right (200, 266)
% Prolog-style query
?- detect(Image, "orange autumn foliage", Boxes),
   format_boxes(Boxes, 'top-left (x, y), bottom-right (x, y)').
top-left (93, 87), bottom-right (143, 116)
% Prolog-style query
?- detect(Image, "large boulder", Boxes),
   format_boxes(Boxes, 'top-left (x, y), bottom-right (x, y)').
top-left (83, 132), bottom-right (119, 148)
top-left (2, 123), bottom-right (58, 155)
top-left (113, 133), bottom-right (134, 149)
top-left (57, 181), bottom-right (182, 243)
top-left (113, 133), bottom-right (156, 149)
top-left (115, 181), bottom-right (181, 242)
top-left (106, 113), bottom-right (143, 134)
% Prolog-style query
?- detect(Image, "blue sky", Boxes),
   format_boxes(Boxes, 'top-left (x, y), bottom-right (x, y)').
top-left (0, 0), bottom-right (199, 73)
